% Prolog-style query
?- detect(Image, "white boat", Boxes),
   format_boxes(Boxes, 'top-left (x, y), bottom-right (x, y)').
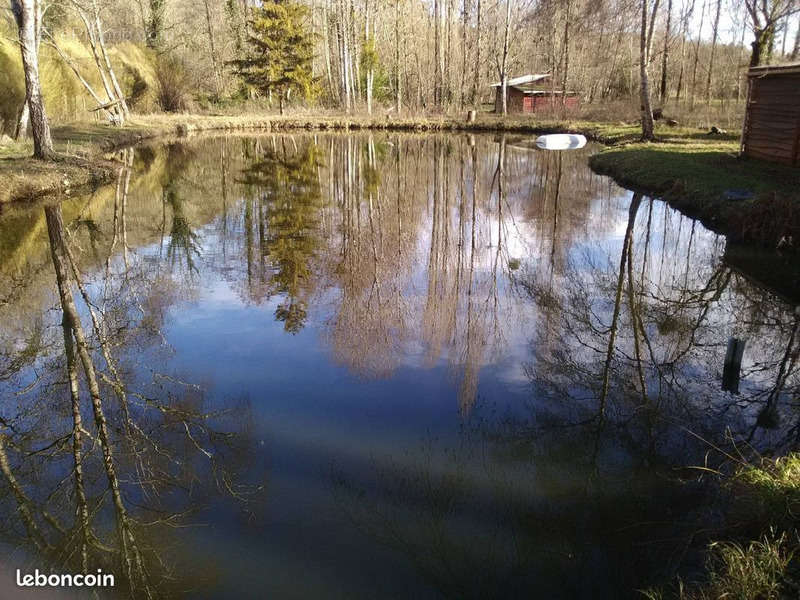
top-left (535, 134), bottom-right (587, 150)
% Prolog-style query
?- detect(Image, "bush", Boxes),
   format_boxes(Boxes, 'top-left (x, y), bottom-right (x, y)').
top-left (154, 55), bottom-right (192, 113)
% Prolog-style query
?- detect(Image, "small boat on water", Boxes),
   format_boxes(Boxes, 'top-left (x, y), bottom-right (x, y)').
top-left (535, 134), bottom-right (587, 150)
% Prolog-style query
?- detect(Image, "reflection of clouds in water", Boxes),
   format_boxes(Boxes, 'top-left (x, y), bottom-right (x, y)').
top-left (0, 133), bottom-right (797, 599)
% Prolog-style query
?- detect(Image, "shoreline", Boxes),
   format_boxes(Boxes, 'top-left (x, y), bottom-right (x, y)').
top-left (1, 113), bottom-right (797, 258)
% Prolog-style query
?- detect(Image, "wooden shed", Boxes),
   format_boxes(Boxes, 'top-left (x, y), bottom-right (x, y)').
top-left (490, 74), bottom-right (579, 114)
top-left (740, 62), bottom-right (800, 167)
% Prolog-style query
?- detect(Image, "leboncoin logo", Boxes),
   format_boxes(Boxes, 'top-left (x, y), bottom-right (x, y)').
top-left (16, 569), bottom-right (115, 588)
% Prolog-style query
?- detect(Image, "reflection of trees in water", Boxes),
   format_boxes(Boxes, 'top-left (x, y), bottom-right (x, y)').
top-left (328, 174), bottom-right (795, 594)
top-left (515, 188), bottom-right (800, 455)
top-left (1, 133), bottom-right (654, 417)
top-left (0, 190), bottom-right (261, 597)
top-left (238, 138), bottom-right (322, 333)
top-left (332, 415), bottom-right (710, 600)
top-left (161, 144), bottom-right (202, 277)
top-left (310, 135), bottom-right (586, 411)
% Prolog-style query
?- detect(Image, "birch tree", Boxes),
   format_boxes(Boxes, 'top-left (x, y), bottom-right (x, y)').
top-left (640, 0), bottom-right (661, 141)
top-left (499, 0), bottom-right (511, 115)
top-left (10, 0), bottom-right (54, 158)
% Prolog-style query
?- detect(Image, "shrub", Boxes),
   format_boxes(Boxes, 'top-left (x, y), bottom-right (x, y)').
top-left (154, 55), bottom-right (192, 113)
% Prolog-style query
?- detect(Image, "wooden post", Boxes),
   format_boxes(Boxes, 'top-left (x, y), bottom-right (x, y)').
top-left (722, 337), bottom-right (746, 394)
top-left (466, 110), bottom-right (476, 123)
top-left (738, 72), bottom-right (753, 158)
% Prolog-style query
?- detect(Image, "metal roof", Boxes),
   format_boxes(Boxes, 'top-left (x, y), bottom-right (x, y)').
top-left (489, 74), bottom-right (551, 88)
top-left (748, 62), bottom-right (800, 77)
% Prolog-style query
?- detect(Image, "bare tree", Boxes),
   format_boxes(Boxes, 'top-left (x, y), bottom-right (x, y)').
top-left (10, 0), bottom-right (54, 158)
top-left (705, 0), bottom-right (721, 104)
top-left (660, 0), bottom-right (673, 102)
top-left (639, 0), bottom-right (661, 141)
top-left (744, 0), bottom-right (800, 67)
top-left (499, 0), bottom-right (511, 115)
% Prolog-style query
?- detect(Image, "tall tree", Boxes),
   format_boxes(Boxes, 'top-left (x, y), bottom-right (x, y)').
top-left (470, 0), bottom-right (482, 105)
top-left (744, 0), bottom-right (800, 67)
top-left (561, 0), bottom-right (572, 111)
top-left (660, 0), bottom-right (672, 102)
top-left (394, 0), bottom-right (402, 113)
top-left (232, 1), bottom-right (316, 115)
top-left (10, 0), bottom-right (54, 159)
top-left (499, 0), bottom-right (511, 115)
top-left (146, 0), bottom-right (166, 49)
top-left (639, 0), bottom-right (661, 141)
top-left (705, 0), bottom-right (721, 104)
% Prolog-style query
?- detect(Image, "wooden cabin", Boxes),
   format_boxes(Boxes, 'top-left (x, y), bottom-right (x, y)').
top-left (740, 62), bottom-right (800, 167)
top-left (490, 74), bottom-right (579, 114)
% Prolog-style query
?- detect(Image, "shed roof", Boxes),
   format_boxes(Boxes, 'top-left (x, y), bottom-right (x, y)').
top-left (489, 74), bottom-right (551, 88)
top-left (748, 62), bottom-right (800, 77)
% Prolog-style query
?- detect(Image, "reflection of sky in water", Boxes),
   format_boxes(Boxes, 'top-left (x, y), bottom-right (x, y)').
top-left (0, 134), bottom-right (797, 600)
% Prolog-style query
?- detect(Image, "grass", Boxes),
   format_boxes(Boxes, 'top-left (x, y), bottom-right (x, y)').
top-left (646, 455), bottom-right (800, 600)
top-left (589, 130), bottom-right (799, 250)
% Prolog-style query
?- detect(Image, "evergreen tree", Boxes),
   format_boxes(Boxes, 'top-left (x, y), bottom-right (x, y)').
top-left (231, 1), bottom-right (315, 114)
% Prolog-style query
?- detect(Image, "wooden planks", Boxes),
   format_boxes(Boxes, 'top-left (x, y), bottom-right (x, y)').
top-left (743, 70), bottom-right (800, 167)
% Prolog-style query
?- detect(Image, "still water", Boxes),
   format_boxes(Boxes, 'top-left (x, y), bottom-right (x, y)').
top-left (0, 133), bottom-right (798, 599)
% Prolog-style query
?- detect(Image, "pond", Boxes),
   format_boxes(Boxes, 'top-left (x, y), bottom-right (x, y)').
top-left (0, 132), bottom-right (798, 599)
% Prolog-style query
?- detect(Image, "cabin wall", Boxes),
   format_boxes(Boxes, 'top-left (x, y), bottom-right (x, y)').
top-left (495, 89), bottom-right (580, 114)
top-left (494, 88), bottom-right (526, 113)
top-left (523, 95), bottom-right (579, 113)
top-left (743, 72), bottom-right (800, 167)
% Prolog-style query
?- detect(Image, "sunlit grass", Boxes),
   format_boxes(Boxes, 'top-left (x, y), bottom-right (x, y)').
top-left (646, 455), bottom-right (800, 600)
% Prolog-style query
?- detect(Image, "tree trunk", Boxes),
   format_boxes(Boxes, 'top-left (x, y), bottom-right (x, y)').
top-left (640, 0), bottom-right (655, 141)
top-left (47, 32), bottom-right (115, 119)
top-left (705, 0), bottom-right (721, 105)
top-left (323, 0), bottom-right (336, 103)
top-left (72, 5), bottom-right (124, 124)
top-left (470, 0), bottom-right (481, 105)
top-left (365, 2), bottom-right (373, 115)
top-left (660, 0), bottom-right (672, 102)
top-left (792, 20), bottom-right (800, 60)
top-left (395, 0), bottom-right (402, 113)
top-left (460, 0), bottom-right (469, 108)
top-left (14, 100), bottom-right (29, 140)
top-left (203, 0), bottom-right (222, 98)
top-left (434, 0), bottom-right (442, 107)
top-left (500, 0), bottom-right (511, 115)
top-left (674, 6), bottom-right (688, 101)
top-left (366, 70), bottom-right (373, 115)
top-left (750, 25), bottom-right (775, 68)
top-left (690, 0), bottom-right (706, 108)
top-left (92, 0), bottom-right (129, 118)
top-left (561, 0), bottom-right (571, 112)
top-left (11, 0), bottom-right (54, 159)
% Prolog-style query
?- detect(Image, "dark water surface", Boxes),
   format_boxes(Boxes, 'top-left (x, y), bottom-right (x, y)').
top-left (0, 133), bottom-right (798, 599)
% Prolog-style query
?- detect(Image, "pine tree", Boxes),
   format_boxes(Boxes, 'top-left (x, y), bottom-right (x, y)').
top-left (231, 1), bottom-right (315, 114)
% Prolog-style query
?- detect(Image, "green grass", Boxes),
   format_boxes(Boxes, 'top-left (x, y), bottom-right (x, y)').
top-left (589, 135), bottom-right (796, 203)
top-left (647, 455), bottom-right (800, 600)
top-left (589, 130), bottom-right (799, 250)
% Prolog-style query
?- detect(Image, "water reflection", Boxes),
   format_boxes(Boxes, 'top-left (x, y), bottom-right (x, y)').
top-left (0, 132), bottom-right (797, 599)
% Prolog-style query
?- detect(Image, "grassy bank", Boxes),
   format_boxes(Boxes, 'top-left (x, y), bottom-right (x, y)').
top-left (0, 112), bottom-right (638, 206)
top-left (1, 113), bottom-right (797, 253)
top-left (589, 132), bottom-right (799, 251)
top-left (647, 455), bottom-right (800, 600)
